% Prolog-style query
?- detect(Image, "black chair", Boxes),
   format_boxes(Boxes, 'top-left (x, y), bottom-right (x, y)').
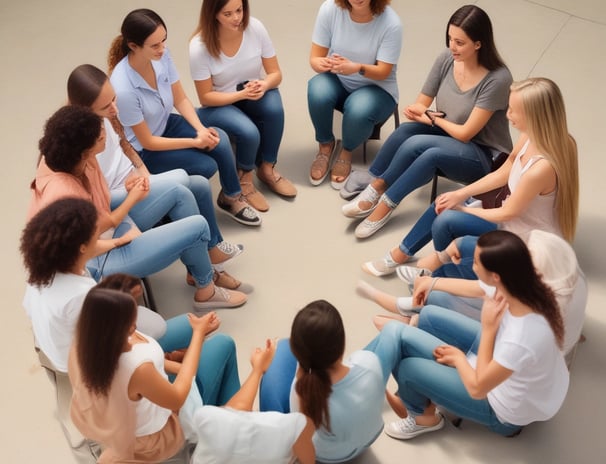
top-left (429, 151), bottom-right (509, 204)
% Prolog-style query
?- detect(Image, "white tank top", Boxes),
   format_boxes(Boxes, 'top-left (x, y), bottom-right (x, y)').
top-left (501, 140), bottom-right (560, 242)
top-left (118, 332), bottom-right (172, 436)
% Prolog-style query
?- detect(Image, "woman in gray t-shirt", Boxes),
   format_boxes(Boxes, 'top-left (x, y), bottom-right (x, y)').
top-left (343, 5), bottom-right (512, 241)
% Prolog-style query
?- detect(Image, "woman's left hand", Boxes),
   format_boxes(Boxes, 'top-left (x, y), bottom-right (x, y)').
top-left (434, 345), bottom-right (466, 367)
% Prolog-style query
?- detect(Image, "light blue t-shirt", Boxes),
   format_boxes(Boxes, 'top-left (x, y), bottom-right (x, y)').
top-left (110, 48), bottom-right (180, 151)
top-left (289, 350), bottom-right (384, 463)
top-left (312, 0), bottom-right (402, 102)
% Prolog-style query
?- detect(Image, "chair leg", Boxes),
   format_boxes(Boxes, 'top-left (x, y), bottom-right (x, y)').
top-left (141, 277), bottom-right (158, 312)
top-left (430, 174), bottom-right (439, 203)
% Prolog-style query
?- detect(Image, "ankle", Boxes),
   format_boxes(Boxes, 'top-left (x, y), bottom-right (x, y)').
top-left (390, 247), bottom-right (409, 264)
top-left (194, 284), bottom-right (214, 302)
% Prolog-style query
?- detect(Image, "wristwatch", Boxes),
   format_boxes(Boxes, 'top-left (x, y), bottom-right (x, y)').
top-left (358, 65), bottom-right (366, 76)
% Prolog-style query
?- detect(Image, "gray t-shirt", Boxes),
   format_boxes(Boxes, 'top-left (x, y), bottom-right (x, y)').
top-left (422, 49), bottom-right (513, 155)
top-left (312, 0), bottom-right (402, 102)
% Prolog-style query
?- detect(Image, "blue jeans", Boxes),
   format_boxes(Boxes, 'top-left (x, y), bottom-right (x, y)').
top-left (197, 89), bottom-right (284, 169)
top-left (157, 319), bottom-right (240, 406)
top-left (365, 308), bottom-right (521, 436)
top-left (111, 169), bottom-right (223, 249)
top-left (427, 291), bottom-right (483, 320)
top-left (140, 114), bottom-right (241, 196)
top-left (399, 204), bottom-right (496, 257)
top-left (258, 339), bottom-right (296, 413)
top-left (370, 122), bottom-right (492, 206)
top-left (87, 215), bottom-right (214, 288)
top-left (307, 72), bottom-right (396, 151)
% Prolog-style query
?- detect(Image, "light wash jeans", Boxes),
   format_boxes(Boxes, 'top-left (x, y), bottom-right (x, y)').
top-left (370, 122), bottom-right (492, 206)
top-left (364, 307), bottom-right (521, 436)
top-left (399, 203), bottom-right (497, 257)
top-left (157, 320), bottom-right (240, 406)
top-left (111, 169), bottom-right (223, 249)
top-left (140, 114), bottom-right (241, 196)
top-left (87, 215), bottom-right (214, 288)
top-left (307, 72), bottom-right (396, 151)
top-left (197, 89), bottom-right (284, 169)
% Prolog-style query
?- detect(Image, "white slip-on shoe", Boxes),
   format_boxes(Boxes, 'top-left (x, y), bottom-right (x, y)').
top-left (355, 208), bottom-right (394, 239)
top-left (342, 184), bottom-right (380, 218)
top-left (362, 252), bottom-right (400, 277)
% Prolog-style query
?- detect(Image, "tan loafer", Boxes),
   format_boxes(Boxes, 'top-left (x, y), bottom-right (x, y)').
top-left (239, 170), bottom-right (269, 212)
top-left (257, 167), bottom-right (297, 197)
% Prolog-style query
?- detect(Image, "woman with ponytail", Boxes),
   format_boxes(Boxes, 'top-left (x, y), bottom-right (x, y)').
top-left (259, 300), bottom-right (385, 463)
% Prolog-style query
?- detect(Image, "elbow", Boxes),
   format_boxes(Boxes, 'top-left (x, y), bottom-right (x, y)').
top-left (468, 388), bottom-right (488, 400)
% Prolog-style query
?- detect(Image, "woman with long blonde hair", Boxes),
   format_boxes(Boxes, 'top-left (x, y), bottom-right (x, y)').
top-left (363, 77), bottom-right (579, 279)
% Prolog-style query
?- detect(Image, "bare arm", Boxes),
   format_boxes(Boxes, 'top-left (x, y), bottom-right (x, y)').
top-left (413, 275), bottom-right (484, 306)
top-left (459, 157), bottom-right (556, 223)
top-left (434, 295), bottom-right (513, 398)
top-left (291, 417), bottom-right (316, 464)
top-left (130, 81), bottom-right (218, 152)
top-left (128, 313), bottom-right (219, 411)
top-left (432, 106), bottom-right (495, 143)
top-left (196, 55), bottom-right (282, 107)
top-left (225, 339), bottom-right (277, 411)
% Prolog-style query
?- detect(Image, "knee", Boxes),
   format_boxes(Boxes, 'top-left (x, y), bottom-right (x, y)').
top-left (210, 333), bottom-right (237, 358)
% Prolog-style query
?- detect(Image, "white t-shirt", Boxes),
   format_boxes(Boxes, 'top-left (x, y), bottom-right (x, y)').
top-left (96, 118), bottom-right (134, 193)
top-left (189, 17), bottom-right (275, 95)
top-left (23, 273), bottom-right (96, 372)
top-left (486, 310), bottom-right (569, 426)
top-left (23, 272), bottom-right (166, 372)
top-left (191, 406), bottom-right (306, 464)
top-left (289, 350), bottom-right (384, 463)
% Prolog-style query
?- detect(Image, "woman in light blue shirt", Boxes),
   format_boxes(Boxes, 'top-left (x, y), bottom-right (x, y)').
top-left (108, 8), bottom-right (260, 226)
top-left (307, 0), bottom-right (402, 189)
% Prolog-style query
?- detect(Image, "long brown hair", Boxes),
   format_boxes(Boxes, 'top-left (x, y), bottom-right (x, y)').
top-left (67, 64), bottom-right (108, 107)
top-left (477, 230), bottom-right (565, 348)
top-left (192, 0), bottom-right (250, 59)
top-left (290, 300), bottom-right (345, 430)
top-left (446, 5), bottom-right (506, 71)
top-left (75, 288), bottom-right (138, 396)
top-left (108, 9), bottom-right (166, 73)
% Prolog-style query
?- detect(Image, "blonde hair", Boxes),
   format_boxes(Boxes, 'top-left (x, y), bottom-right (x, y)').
top-left (511, 77), bottom-right (579, 242)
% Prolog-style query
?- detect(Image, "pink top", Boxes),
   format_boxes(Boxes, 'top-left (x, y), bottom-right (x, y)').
top-left (28, 157), bottom-right (113, 236)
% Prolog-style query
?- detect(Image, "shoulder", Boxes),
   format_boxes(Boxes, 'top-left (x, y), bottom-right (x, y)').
top-left (348, 350), bottom-right (382, 374)
top-left (486, 65), bottom-right (513, 86)
top-left (380, 6), bottom-right (403, 28)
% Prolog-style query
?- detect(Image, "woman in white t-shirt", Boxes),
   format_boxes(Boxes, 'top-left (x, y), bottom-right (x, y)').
top-left (189, 0), bottom-right (297, 213)
top-left (365, 230), bottom-right (569, 440)
top-left (69, 288), bottom-right (314, 463)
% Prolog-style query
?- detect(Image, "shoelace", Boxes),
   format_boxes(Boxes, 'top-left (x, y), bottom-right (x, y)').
top-left (393, 416), bottom-right (418, 433)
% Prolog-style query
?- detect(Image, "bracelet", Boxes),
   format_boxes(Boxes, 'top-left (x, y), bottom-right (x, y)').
top-left (424, 109), bottom-right (436, 127)
top-left (428, 277), bottom-right (440, 294)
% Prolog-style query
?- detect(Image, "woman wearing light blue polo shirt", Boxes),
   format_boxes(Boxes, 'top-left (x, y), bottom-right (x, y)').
top-left (108, 8), bottom-right (260, 226)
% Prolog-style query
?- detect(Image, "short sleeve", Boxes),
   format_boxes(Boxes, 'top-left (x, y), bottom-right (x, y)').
top-left (311, 0), bottom-right (333, 48)
top-left (421, 49), bottom-right (450, 98)
top-left (475, 67), bottom-right (513, 111)
top-left (189, 36), bottom-right (212, 81)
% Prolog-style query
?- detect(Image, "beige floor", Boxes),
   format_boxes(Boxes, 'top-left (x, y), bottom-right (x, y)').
top-left (1, 0), bottom-right (605, 462)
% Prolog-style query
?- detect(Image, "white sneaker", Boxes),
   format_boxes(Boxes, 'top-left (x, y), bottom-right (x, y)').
top-left (385, 414), bottom-right (444, 440)
top-left (342, 185), bottom-right (380, 218)
top-left (396, 265), bottom-right (431, 285)
top-left (362, 252), bottom-right (400, 277)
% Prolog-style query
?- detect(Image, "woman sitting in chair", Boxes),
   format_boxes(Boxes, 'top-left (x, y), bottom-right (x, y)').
top-left (343, 4), bottom-right (512, 239)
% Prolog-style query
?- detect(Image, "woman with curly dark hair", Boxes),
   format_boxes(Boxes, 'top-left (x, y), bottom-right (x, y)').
top-left (22, 198), bottom-right (242, 407)
top-left (28, 105), bottom-right (247, 311)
